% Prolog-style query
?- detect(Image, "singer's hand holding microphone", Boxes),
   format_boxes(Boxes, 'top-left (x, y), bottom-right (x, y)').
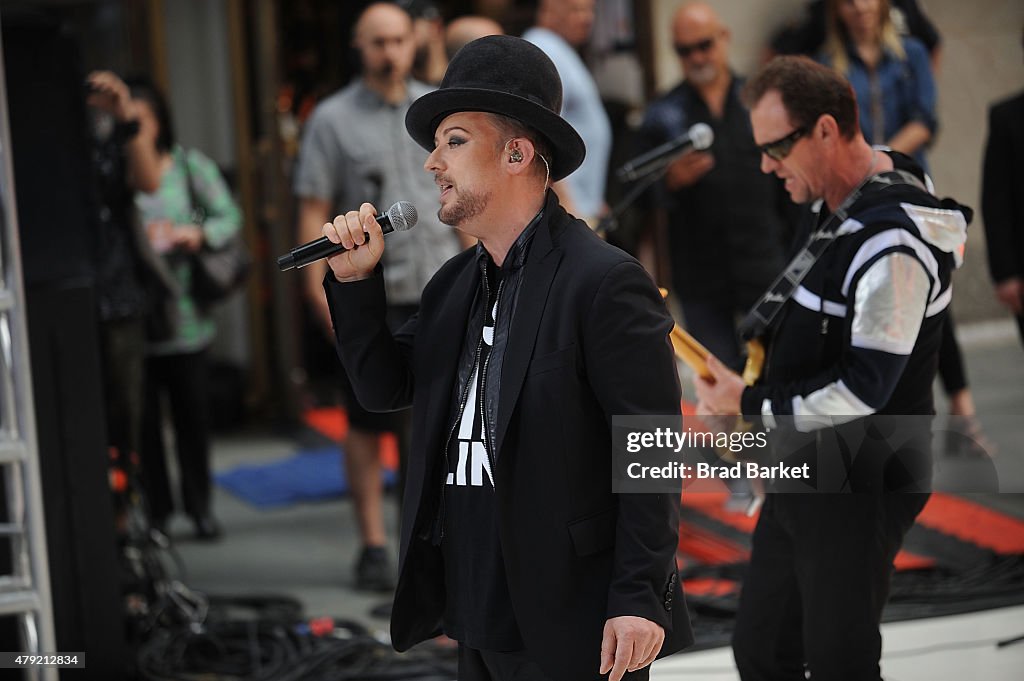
top-left (277, 200), bottom-right (418, 280)
top-left (322, 203), bottom-right (387, 282)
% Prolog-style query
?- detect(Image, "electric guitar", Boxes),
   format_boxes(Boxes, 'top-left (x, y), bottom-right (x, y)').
top-left (669, 324), bottom-right (765, 387)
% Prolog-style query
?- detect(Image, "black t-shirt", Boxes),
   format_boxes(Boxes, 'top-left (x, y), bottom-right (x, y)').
top-left (441, 262), bottom-right (522, 651)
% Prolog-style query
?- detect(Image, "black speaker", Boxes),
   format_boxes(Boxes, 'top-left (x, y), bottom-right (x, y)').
top-left (26, 285), bottom-right (130, 679)
top-left (3, 10), bottom-right (97, 287)
top-left (2, 10), bottom-right (130, 678)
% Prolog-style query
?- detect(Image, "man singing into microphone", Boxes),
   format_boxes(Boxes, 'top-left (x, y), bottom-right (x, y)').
top-left (320, 36), bottom-right (692, 681)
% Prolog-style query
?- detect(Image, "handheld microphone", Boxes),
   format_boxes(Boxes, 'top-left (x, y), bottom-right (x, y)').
top-left (616, 123), bottom-right (714, 181)
top-left (277, 201), bottom-right (418, 271)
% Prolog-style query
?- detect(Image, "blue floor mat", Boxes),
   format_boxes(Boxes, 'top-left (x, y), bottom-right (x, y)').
top-left (215, 446), bottom-right (396, 509)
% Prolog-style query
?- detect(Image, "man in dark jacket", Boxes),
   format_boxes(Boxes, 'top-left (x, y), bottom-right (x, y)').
top-left (696, 56), bottom-right (969, 680)
top-left (319, 36), bottom-right (692, 680)
top-left (640, 2), bottom-right (790, 371)
top-left (982, 80), bottom-right (1024, 346)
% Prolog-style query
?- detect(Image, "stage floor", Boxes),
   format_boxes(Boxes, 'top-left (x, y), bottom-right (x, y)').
top-left (164, 319), bottom-right (1024, 677)
top-left (651, 604), bottom-right (1024, 679)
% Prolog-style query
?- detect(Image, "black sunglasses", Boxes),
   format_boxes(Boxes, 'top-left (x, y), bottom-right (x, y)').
top-left (757, 126), bottom-right (808, 162)
top-left (674, 37), bottom-right (715, 58)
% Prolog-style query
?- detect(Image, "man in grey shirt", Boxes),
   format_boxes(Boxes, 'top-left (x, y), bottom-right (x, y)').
top-left (524, 0), bottom-right (611, 224)
top-left (293, 1), bottom-right (464, 591)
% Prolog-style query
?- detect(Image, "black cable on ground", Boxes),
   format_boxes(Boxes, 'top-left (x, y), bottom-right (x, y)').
top-left (135, 596), bottom-right (457, 681)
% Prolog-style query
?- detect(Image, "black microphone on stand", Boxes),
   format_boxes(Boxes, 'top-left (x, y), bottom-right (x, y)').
top-left (277, 201), bottom-right (418, 271)
top-left (616, 122), bottom-right (714, 182)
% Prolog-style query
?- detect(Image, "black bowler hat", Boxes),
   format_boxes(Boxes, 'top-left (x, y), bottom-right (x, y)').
top-left (405, 35), bottom-right (586, 181)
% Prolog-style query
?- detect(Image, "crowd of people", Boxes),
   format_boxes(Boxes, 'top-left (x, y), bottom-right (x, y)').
top-left (74, 0), bottom-right (1021, 679)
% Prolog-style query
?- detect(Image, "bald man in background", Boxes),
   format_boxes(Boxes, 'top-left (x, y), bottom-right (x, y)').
top-left (639, 2), bottom-right (790, 371)
top-left (293, 2), bottom-right (463, 591)
top-left (445, 15), bottom-right (504, 59)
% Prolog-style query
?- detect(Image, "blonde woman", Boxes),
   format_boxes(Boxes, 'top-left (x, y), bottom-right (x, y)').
top-left (819, 0), bottom-right (936, 168)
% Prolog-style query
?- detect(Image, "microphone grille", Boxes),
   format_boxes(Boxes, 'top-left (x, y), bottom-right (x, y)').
top-left (388, 201), bottom-right (418, 231)
top-left (690, 123), bottom-right (714, 150)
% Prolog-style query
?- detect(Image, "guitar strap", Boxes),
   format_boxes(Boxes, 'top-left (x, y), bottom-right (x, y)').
top-left (737, 169), bottom-right (925, 343)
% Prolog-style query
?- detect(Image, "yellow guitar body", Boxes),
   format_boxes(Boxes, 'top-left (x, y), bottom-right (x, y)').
top-left (670, 324), bottom-right (764, 387)
top-left (659, 289), bottom-right (764, 385)
top-left (660, 291), bottom-right (768, 490)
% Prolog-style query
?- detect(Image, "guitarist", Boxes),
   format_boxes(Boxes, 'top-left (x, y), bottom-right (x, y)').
top-left (695, 56), bottom-right (970, 680)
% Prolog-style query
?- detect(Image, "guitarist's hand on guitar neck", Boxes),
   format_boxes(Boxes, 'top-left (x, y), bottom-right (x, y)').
top-left (694, 354), bottom-right (746, 417)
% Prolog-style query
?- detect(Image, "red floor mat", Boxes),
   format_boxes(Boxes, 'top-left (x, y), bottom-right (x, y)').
top-left (679, 491), bottom-right (942, 569)
top-left (915, 493), bottom-right (1024, 555)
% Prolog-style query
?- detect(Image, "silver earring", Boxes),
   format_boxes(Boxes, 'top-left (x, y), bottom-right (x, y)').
top-left (509, 149), bottom-right (524, 163)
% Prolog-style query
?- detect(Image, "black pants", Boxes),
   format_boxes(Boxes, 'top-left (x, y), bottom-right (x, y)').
top-left (457, 646), bottom-right (650, 681)
top-left (937, 314), bottom-right (968, 396)
top-left (140, 349), bottom-right (212, 521)
top-left (732, 493), bottom-right (928, 681)
top-left (98, 317), bottom-right (146, 458)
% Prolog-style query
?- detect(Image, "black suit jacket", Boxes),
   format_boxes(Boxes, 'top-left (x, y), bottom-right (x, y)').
top-left (325, 194), bottom-right (693, 678)
top-left (982, 91), bottom-right (1024, 284)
